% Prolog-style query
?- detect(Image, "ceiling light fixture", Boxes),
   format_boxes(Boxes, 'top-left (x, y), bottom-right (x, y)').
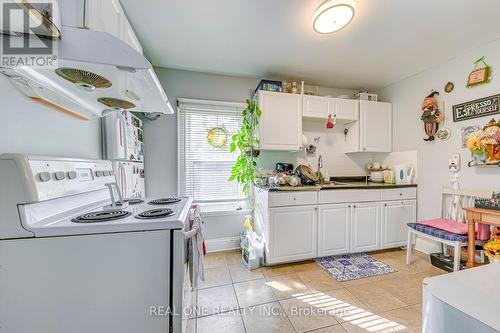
top-left (312, 0), bottom-right (356, 34)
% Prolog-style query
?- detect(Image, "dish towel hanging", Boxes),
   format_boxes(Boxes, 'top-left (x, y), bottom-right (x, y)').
top-left (187, 204), bottom-right (206, 288)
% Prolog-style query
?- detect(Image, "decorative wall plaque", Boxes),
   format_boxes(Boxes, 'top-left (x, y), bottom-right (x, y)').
top-left (467, 57), bottom-right (491, 87)
top-left (452, 94), bottom-right (500, 122)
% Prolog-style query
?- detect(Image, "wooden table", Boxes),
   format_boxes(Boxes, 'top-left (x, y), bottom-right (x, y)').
top-left (465, 207), bottom-right (500, 268)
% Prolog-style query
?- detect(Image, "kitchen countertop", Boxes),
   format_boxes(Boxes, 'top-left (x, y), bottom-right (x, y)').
top-left (262, 182), bottom-right (417, 191)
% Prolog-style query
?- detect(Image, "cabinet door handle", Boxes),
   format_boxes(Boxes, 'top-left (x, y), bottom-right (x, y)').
top-left (348, 205), bottom-right (351, 208)
top-left (384, 203), bottom-right (387, 207)
top-left (353, 205), bottom-right (357, 208)
top-left (362, 147), bottom-right (366, 151)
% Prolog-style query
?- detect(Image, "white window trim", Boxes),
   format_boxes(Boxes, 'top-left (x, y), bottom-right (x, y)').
top-left (176, 98), bottom-right (247, 205)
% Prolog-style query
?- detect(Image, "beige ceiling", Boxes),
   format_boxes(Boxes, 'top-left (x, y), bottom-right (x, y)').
top-left (120, 0), bottom-right (500, 90)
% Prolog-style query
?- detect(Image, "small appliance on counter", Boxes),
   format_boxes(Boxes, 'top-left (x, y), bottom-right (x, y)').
top-left (394, 164), bottom-right (414, 184)
top-left (275, 162), bottom-right (294, 174)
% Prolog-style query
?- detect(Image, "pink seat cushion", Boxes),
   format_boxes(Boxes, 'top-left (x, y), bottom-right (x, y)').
top-left (416, 218), bottom-right (491, 241)
top-left (417, 218), bottom-right (468, 234)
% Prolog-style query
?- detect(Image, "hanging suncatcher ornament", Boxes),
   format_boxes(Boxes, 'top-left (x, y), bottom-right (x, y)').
top-left (207, 126), bottom-right (228, 148)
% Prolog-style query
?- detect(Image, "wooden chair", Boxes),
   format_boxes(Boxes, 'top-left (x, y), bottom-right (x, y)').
top-left (406, 187), bottom-right (491, 272)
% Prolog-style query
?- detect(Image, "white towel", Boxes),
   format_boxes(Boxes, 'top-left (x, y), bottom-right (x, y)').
top-left (187, 204), bottom-right (205, 288)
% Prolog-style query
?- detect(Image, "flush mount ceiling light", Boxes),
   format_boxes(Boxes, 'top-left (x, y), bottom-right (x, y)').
top-left (312, 0), bottom-right (356, 34)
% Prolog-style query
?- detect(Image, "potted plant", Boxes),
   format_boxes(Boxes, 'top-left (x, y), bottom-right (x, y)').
top-left (229, 99), bottom-right (262, 193)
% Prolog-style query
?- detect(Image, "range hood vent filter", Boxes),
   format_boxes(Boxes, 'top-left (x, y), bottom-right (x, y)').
top-left (55, 68), bottom-right (112, 90)
top-left (98, 97), bottom-right (135, 110)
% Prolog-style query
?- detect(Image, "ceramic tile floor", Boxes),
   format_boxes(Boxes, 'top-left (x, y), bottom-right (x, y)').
top-left (187, 249), bottom-right (446, 333)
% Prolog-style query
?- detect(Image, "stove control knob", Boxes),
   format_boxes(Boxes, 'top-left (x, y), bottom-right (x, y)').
top-left (38, 172), bottom-right (51, 182)
top-left (95, 170), bottom-right (103, 177)
top-left (67, 171), bottom-right (77, 180)
top-left (104, 171), bottom-right (110, 176)
top-left (54, 171), bottom-right (66, 181)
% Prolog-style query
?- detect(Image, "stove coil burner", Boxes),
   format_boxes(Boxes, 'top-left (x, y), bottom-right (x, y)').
top-left (136, 208), bottom-right (174, 219)
top-left (148, 198), bottom-right (181, 205)
top-left (72, 210), bottom-right (131, 223)
top-left (125, 198), bottom-right (144, 205)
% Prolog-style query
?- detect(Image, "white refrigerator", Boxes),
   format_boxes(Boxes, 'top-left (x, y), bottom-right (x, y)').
top-left (103, 111), bottom-right (146, 198)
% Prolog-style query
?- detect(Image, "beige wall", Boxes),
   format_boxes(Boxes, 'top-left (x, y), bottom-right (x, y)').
top-left (378, 38), bottom-right (500, 224)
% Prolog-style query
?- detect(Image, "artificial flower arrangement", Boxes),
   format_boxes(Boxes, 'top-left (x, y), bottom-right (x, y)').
top-left (466, 118), bottom-right (500, 165)
top-left (484, 227), bottom-right (500, 262)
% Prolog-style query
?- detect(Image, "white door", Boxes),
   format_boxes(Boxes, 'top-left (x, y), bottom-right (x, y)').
top-left (332, 98), bottom-right (358, 121)
top-left (258, 91), bottom-right (302, 150)
top-left (268, 206), bottom-right (317, 264)
top-left (303, 95), bottom-right (330, 119)
top-left (382, 200), bottom-right (416, 248)
top-left (351, 202), bottom-right (381, 253)
top-left (318, 204), bottom-right (350, 257)
top-left (360, 101), bottom-right (392, 152)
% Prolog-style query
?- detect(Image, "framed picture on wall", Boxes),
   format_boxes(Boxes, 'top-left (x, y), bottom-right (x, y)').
top-left (460, 125), bottom-right (482, 149)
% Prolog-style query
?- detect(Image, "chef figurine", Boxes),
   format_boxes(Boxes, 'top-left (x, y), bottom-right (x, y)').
top-left (421, 91), bottom-right (443, 141)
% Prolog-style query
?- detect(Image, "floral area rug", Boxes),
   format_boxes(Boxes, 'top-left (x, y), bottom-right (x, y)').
top-left (315, 253), bottom-right (397, 282)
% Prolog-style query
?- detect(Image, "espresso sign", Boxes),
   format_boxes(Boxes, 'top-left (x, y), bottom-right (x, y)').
top-left (452, 94), bottom-right (500, 122)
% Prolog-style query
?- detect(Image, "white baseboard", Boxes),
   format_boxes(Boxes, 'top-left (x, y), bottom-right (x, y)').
top-left (206, 236), bottom-right (240, 253)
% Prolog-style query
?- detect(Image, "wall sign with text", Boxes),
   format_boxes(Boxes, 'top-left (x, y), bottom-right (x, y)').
top-left (452, 94), bottom-right (500, 122)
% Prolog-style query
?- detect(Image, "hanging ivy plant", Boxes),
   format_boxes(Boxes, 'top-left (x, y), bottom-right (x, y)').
top-left (229, 99), bottom-right (262, 194)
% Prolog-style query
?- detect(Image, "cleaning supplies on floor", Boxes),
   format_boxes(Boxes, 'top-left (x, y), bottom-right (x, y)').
top-left (240, 215), bottom-right (264, 270)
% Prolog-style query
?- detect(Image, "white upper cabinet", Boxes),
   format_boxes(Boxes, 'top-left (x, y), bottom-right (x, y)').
top-left (345, 100), bottom-right (392, 153)
top-left (303, 95), bottom-right (330, 118)
top-left (257, 91), bottom-right (302, 151)
top-left (303, 96), bottom-right (358, 122)
top-left (333, 98), bottom-right (358, 121)
top-left (85, 0), bottom-right (143, 54)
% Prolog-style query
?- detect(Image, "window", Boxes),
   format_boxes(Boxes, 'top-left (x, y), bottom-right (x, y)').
top-left (178, 99), bottom-right (246, 203)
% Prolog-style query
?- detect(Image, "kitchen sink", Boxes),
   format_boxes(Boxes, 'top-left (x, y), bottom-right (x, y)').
top-left (319, 181), bottom-right (350, 188)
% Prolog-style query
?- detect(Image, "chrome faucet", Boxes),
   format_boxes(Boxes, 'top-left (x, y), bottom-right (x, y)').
top-left (317, 155), bottom-right (323, 181)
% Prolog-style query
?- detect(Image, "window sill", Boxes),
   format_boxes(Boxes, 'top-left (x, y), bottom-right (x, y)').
top-left (198, 201), bottom-right (252, 217)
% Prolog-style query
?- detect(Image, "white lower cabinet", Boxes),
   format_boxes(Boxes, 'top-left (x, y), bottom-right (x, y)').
top-left (255, 187), bottom-right (417, 265)
top-left (268, 205), bottom-right (317, 264)
top-left (381, 200), bottom-right (417, 248)
top-left (318, 204), bottom-right (350, 256)
top-left (350, 202), bottom-right (381, 253)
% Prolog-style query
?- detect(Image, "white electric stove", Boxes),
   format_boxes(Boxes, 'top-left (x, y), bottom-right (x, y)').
top-left (0, 154), bottom-right (194, 333)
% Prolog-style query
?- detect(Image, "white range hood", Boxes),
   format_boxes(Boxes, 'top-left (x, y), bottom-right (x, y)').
top-left (0, 0), bottom-right (174, 119)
